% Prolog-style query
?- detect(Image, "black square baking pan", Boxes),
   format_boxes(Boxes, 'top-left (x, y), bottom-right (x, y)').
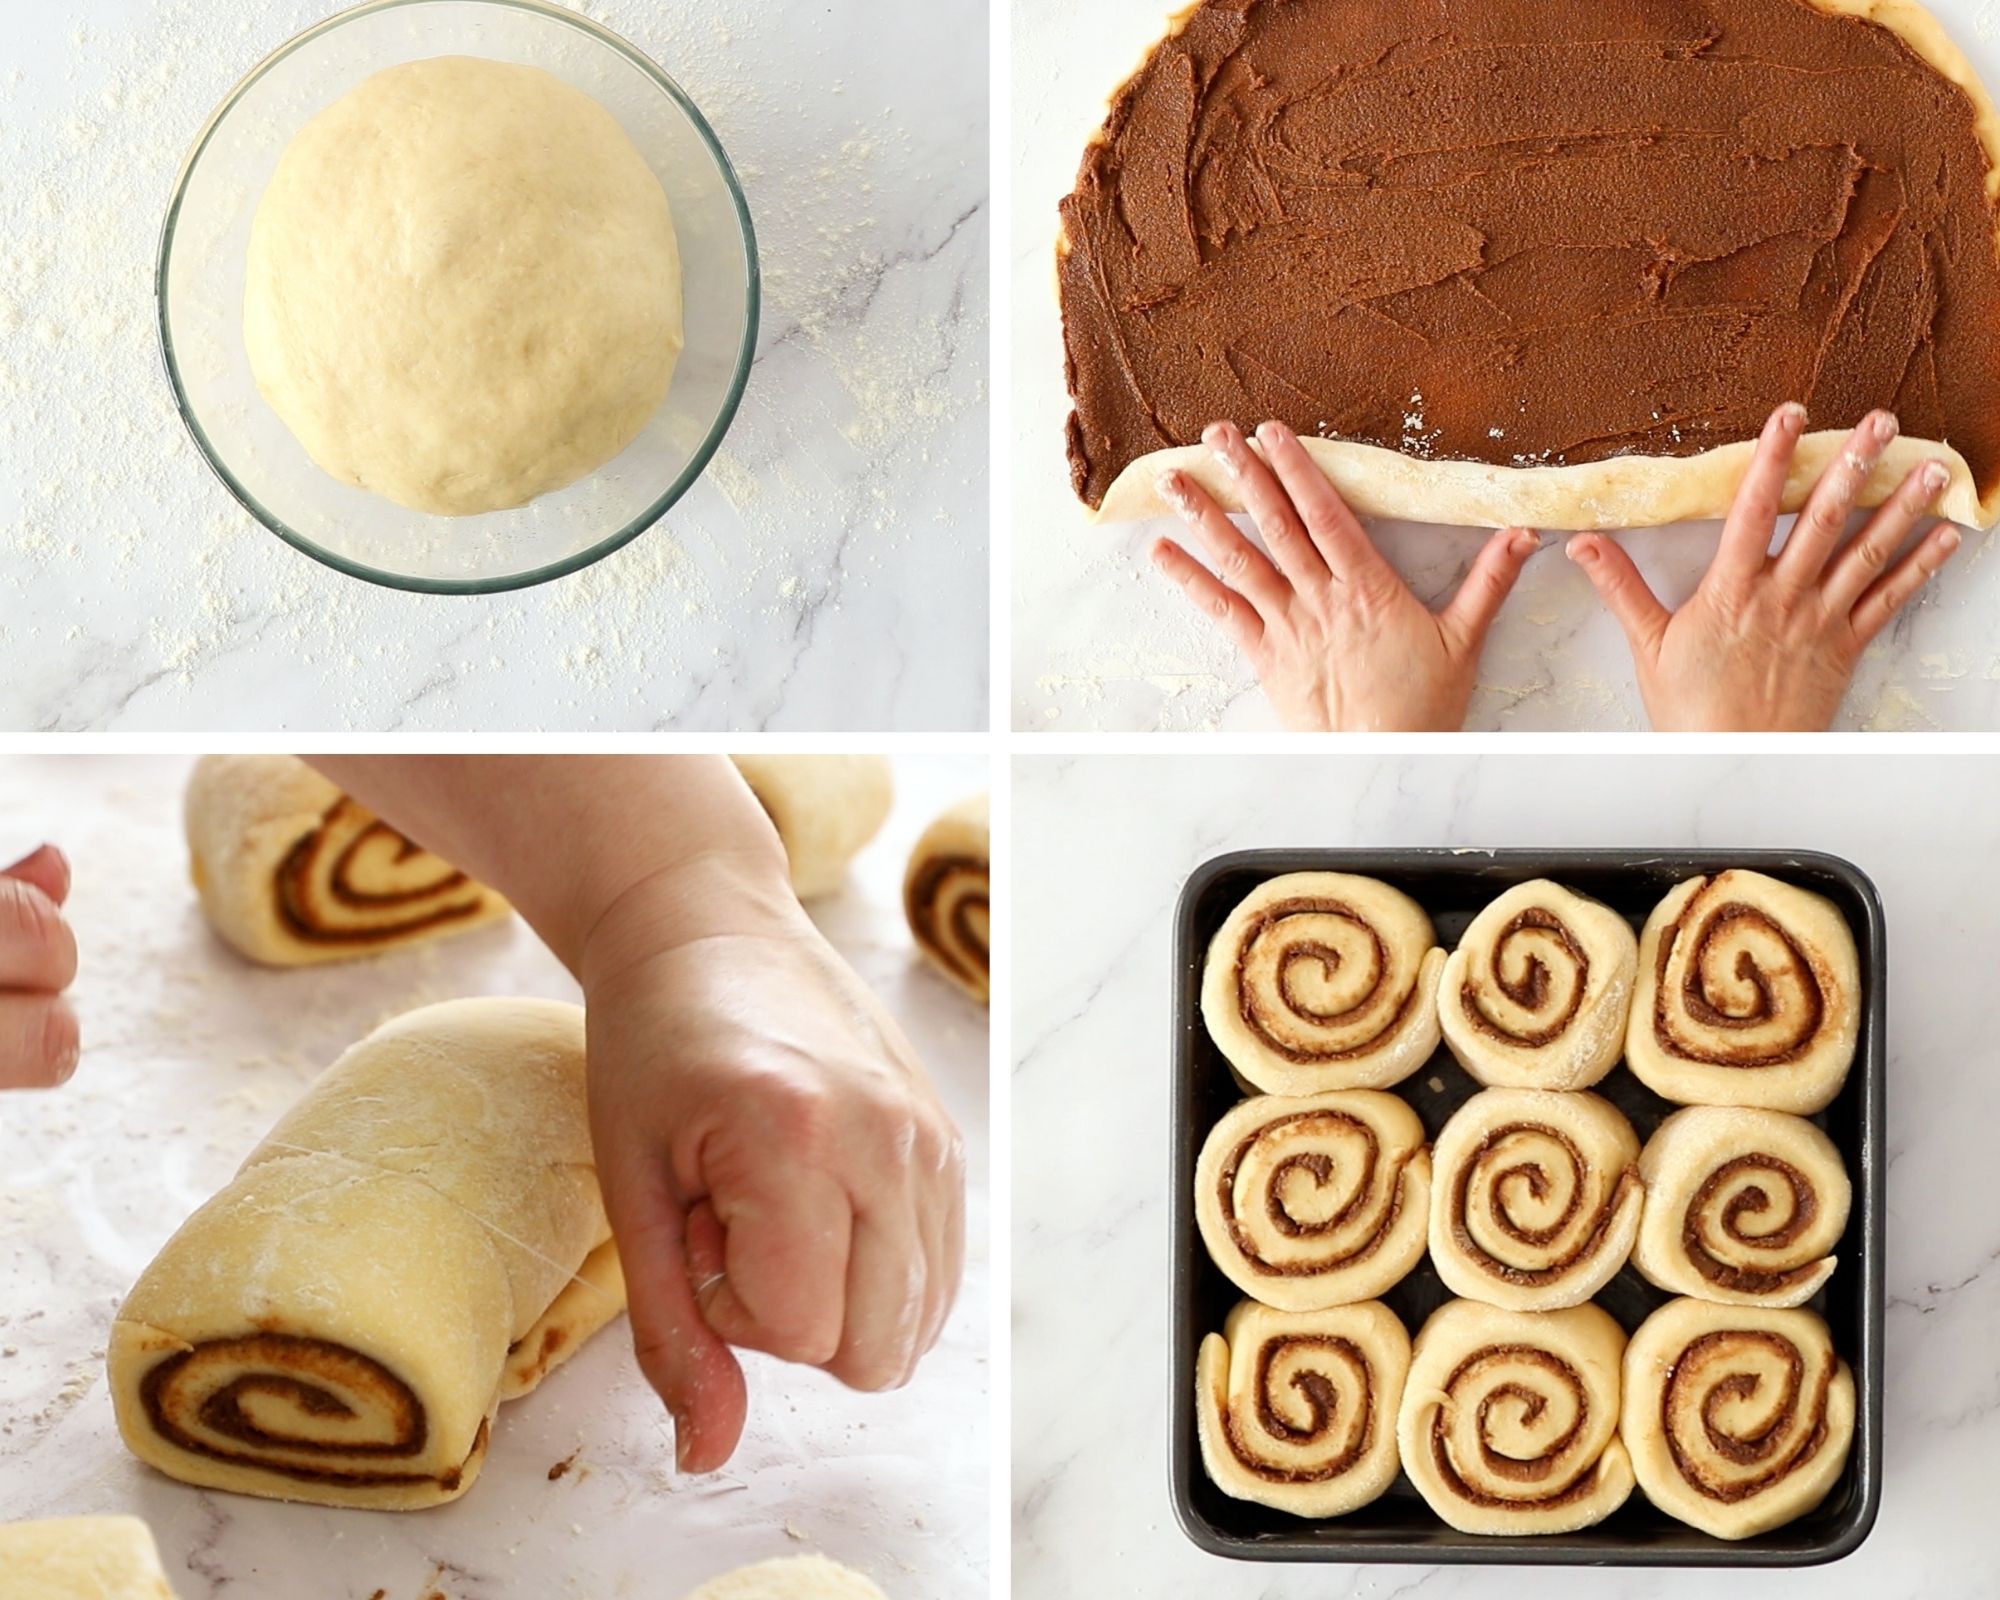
top-left (1168, 848), bottom-right (1885, 1567)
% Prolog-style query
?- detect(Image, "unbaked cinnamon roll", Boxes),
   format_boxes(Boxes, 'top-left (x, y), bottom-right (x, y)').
top-left (1428, 1088), bottom-right (1643, 1311)
top-left (1438, 880), bottom-right (1637, 1091)
top-left (0, 1516), bottom-right (179, 1598)
top-left (1201, 873), bottom-right (1444, 1095)
top-left (1626, 870), bottom-right (1861, 1114)
top-left (904, 792), bottom-right (989, 1004)
top-left (1398, 1299), bottom-right (1634, 1535)
top-left (1622, 1298), bottom-right (1855, 1539)
top-left (1633, 1107), bottom-right (1850, 1308)
top-left (1196, 1298), bottom-right (1410, 1517)
top-left (185, 755), bottom-right (508, 966)
top-left (1195, 1090), bottom-right (1430, 1310)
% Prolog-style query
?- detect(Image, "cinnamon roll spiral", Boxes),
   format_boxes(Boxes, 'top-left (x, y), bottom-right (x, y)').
top-left (1196, 1299), bottom-right (1411, 1517)
top-left (1428, 1088), bottom-right (1643, 1311)
top-left (1397, 1299), bottom-right (1634, 1535)
top-left (1438, 880), bottom-right (1637, 1091)
top-left (1622, 1298), bottom-right (1855, 1539)
top-left (1633, 1107), bottom-right (1850, 1308)
top-left (1626, 871), bottom-right (1861, 1114)
top-left (904, 792), bottom-right (990, 1005)
top-left (1195, 1091), bottom-right (1431, 1310)
top-left (1201, 873), bottom-right (1445, 1095)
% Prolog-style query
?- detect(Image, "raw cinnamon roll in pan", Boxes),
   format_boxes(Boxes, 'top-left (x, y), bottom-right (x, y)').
top-left (1195, 1090), bottom-right (1430, 1310)
top-left (1437, 879), bottom-right (1637, 1091)
top-left (1201, 872), bottom-right (1444, 1095)
top-left (1623, 1298), bottom-right (1855, 1539)
top-left (1428, 1087), bottom-right (1643, 1312)
top-left (1397, 1299), bottom-right (1634, 1535)
top-left (107, 999), bottom-right (626, 1510)
top-left (1627, 870), bottom-right (1860, 1114)
top-left (185, 754), bottom-right (508, 965)
top-left (1196, 1299), bottom-right (1410, 1517)
top-left (904, 791), bottom-right (989, 1004)
top-left (1633, 1107), bottom-right (1850, 1308)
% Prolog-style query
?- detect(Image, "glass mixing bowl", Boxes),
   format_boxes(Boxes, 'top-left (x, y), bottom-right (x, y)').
top-left (158, 0), bottom-right (758, 593)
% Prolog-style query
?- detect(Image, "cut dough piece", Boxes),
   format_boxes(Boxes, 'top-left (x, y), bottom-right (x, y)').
top-left (185, 754), bottom-right (509, 966)
top-left (1437, 879), bottom-right (1637, 1092)
top-left (0, 1517), bottom-right (177, 1600)
top-left (730, 755), bottom-right (894, 900)
top-left (682, 1556), bottom-right (889, 1600)
top-left (1201, 872), bottom-right (1444, 1095)
top-left (904, 791), bottom-right (990, 1004)
top-left (245, 57), bottom-right (683, 516)
top-left (107, 999), bottom-right (625, 1510)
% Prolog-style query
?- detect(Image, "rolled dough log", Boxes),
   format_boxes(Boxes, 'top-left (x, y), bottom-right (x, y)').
top-left (729, 755), bottom-right (893, 899)
top-left (185, 755), bottom-right (509, 966)
top-left (107, 999), bottom-right (626, 1510)
top-left (903, 791), bottom-right (989, 1004)
top-left (682, 1556), bottom-right (890, 1599)
top-left (0, 1517), bottom-right (177, 1600)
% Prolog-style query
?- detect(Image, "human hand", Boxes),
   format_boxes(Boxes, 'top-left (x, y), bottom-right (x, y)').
top-left (1, 845), bottom-right (78, 1090)
top-left (1150, 420), bottom-right (1539, 731)
top-left (579, 857), bottom-right (965, 1473)
top-left (1566, 402), bottom-right (1962, 731)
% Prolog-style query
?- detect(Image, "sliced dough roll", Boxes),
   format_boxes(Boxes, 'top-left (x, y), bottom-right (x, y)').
top-left (1201, 873), bottom-right (1444, 1095)
top-left (682, 1556), bottom-right (889, 1599)
top-left (1194, 1090), bottom-right (1430, 1310)
top-left (1195, 1298), bottom-right (1410, 1518)
top-left (1623, 1298), bottom-right (1855, 1540)
top-left (1437, 880), bottom-right (1637, 1091)
top-left (107, 999), bottom-right (626, 1510)
top-left (904, 791), bottom-right (989, 1004)
top-left (185, 755), bottom-right (508, 966)
top-left (1429, 1088), bottom-right (1643, 1311)
top-left (1626, 870), bottom-right (1861, 1114)
top-left (1633, 1107), bottom-right (1850, 1308)
top-left (0, 1517), bottom-right (178, 1600)
top-left (730, 755), bottom-right (893, 900)
top-left (1398, 1299), bottom-right (1634, 1535)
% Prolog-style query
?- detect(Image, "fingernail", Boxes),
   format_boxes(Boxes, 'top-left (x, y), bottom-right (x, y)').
top-left (1923, 462), bottom-right (1950, 494)
top-left (1202, 421), bottom-right (1231, 451)
top-left (1255, 420), bottom-right (1282, 447)
top-left (1155, 470), bottom-right (1186, 510)
top-left (671, 1408), bottom-right (692, 1469)
top-left (1778, 401), bottom-right (1808, 432)
top-left (1873, 412), bottom-right (1898, 444)
top-left (1939, 527), bottom-right (1962, 555)
top-left (52, 1033), bottom-right (79, 1087)
top-left (1566, 537), bottom-right (1596, 566)
top-left (1511, 529), bottom-right (1541, 557)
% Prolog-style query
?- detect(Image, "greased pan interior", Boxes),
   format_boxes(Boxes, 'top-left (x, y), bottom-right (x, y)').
top-left (1168, 849), bottom-right (1885, 1567)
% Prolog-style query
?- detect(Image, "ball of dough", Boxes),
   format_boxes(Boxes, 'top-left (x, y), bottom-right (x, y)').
top-left (682, 1556), bottom-right (889, 1600)
top-left (245, 56), bottom-right (684, 516)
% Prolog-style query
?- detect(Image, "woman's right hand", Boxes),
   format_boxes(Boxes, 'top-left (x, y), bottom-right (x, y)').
top-left (1, 845), bottom-right (78, 1089)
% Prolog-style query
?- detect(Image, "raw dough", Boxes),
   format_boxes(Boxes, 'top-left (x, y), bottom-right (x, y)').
top-left (1633, 1106), bottom-right (1850, 1307)
top-left (1194, 1089), bottom-right (1430, 1310)
top-left (184, 754), bottom-right (509, 965)
top-left (1428, 1087), bottom-right (1643, 1311)
top-left (1623, 1297), bottom-right (1855, 1539)
top-left (107, 999), bottom-right (626, 1510)
top-left (245, 57), bottom-right (683, 516)
top-left (1626, 870), bottom-right (1861, 1114)
top-left (0, 1518), bottom-right (177, 1600)
top-left (1397, 1299), bottom-right (1633, 1535)
top-left (681, 1556), bottom-right (890, 1600)
top-left (1196, 1298), bottom-right (1410, 1517)
top-left (730, 755), bottom-right (894, 900)
top-left (1437, 879), bottom-right (1637, 1092)
top-left (1200, 872), bottom-right (1444, 1095)
top-left (903, 791), bottom-right (990, 1004)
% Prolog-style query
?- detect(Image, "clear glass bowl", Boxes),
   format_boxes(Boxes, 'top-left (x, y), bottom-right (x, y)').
top-left (158, 0), bottom-right (758, 593)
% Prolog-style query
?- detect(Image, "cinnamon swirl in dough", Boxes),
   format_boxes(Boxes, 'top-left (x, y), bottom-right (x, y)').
top-left (0, 1517), bottom-right (178, 1600)
top-left (1633, 1107), bottom-right (1850, 1308)
top-left (904, 792), bottom-right (990, 1004)
top-left (1438, 880), bottom-right (1637, 1091)
top-left (107, 999), bottom-right (626, 1510)
top-left (730, 755), bottom-right (893, 900)
top-left (1627, 870), bottom-right (1861, 1114)
top-left (1201, 873), bottom-right (1444, 1095)
top-left (185, 755), bottom-right (508, 966)
top-left (1429, 1088), bottom-right (1643, 1312)
top-left (1195, 1090), bottom-right (1429, 1310)
top-left (1623, 1298), bottom-right (1855, 1539)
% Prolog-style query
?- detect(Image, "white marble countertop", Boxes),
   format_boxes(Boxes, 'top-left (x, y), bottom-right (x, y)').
top-left (0, 754), bottom-right (990, 1598)
top-left (0, 0), bottom-right (988, 732)
top-left (1012, 752), bottom-right (2000, 1594)
top-left (1009, 0), bottom-right (2000, 732)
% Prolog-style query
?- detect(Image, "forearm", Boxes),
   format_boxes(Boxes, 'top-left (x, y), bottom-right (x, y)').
top-left (305, 756), bottom-right (797, 973)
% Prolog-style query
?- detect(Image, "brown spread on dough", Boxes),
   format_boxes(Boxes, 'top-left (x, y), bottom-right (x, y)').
top-left (276, 799), bottom-right (487, 944)
top-left (1058, 0), bottom-right (2000, 509)
top-left (907, 855), bottom-right (990, 983)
